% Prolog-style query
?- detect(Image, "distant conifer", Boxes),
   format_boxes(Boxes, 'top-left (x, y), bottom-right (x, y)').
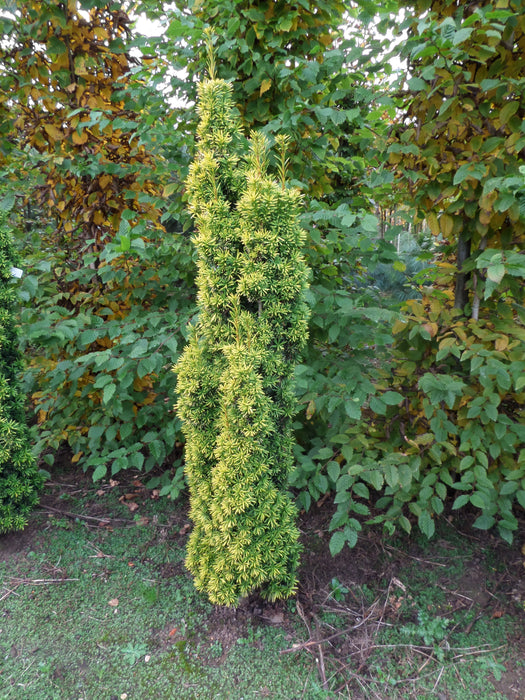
top-left (0, 214), bottom-right (44, 533)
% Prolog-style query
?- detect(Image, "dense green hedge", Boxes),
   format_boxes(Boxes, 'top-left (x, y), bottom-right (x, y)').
top-left (0, 214), bottom-right (43, 533)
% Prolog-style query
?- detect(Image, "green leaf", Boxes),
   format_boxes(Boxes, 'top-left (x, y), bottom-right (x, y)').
top-left (137, 355), bottom-right (157, 378)
top-left (361, 214), bottom-right (378, 232)
top-left (407, 77), bottom-right (427, 91)
top-left (470, 492), bottom-right (486, 509)
top-left (93, 374), bottom-right (113, 389)
top-left (103, 383), bottom-right (116, 404)
top-left (486, 263), bottom-right (505, 284)
top-left (500, 101), bottom-right (519, 125)
top-left (399, 516), bottom-right (411, 533)
top-left (92, 464), bottom-right (107, 481)
top-left (334, 489), bottom-right (351, 504)
top-left (452, 27), bottom-right (473, 45)
top-left (0, 192), bottom-right (15, 211)
top-left (316, 446), bottom-right (334, 461)
top-left (453, 163), bottom-right (486, 185)
top-left (120, 422), bottom-right (133, 440)
top-left (343, 525), bottom-right (359, 549)
top-left (330, 433), bottom-right (350, 444)
top-left (497, 527), bottom-right (514, 545)
top-left (418, 510), bottom-right (435, 538)
top-left (370, 396), bottom-right (386, 415)
top-left (336, 474), bottom-right (354, 492)
top-left (129, 339), bottom-right (149, 358)
top-left (345, 401), bottom-right (361, 420)
top-left (499, 481), bottom-right (518, 496)
top-left (452, 494), bottom-right (470, 510)
top-left (329, 530), bottom-right (347, 556)
top-left (516, 490), bottom-right (525, 509)
top-left (327, 461), bottom-right (340, 482)
top-left (89, 425), bottom-right (106, 439)
top-left (382, 391), bottom-right (404, 406)
top-left (353, 482), bottom-right (369, 499)
top-left (473, 513), bottom-right (495, 530)
top-left (362, 470), bottom-right (384, 491)
top-left (384, 464), bottom-right (399, 488)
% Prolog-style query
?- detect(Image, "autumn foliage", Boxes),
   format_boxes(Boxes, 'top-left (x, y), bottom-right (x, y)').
top-left (1, 0), bottom-right (160, 258)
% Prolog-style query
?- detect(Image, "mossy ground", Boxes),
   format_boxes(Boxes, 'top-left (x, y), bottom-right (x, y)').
top-left (1, 459), bottom-right (524, 699)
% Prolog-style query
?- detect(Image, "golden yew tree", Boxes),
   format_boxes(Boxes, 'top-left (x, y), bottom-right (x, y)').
top-left (176, 44), bottom-right (310, 604)
top-left (0, 214), bottom-right (44, 533)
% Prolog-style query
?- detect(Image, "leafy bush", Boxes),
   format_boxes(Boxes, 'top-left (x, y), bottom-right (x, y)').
top-left (324, 0), bottom-right (525, 553)
top-left (18, 221), bottom-right (195, 497)
top-left (0, 2), bottom-right (202, 494)
top-left (325, 288), bottom-right (525, 554)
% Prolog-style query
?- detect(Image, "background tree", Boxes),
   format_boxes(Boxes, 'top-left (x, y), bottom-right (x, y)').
top-left (325, 0), bottom-right (525, 548)
top-left (149, 0), bottom-right (404, 511)
top-left (0, 0), bottom-right (159, 259)
top-left (0, 213), bottom-right (43, 533)
top-left (0, 1), bottom-right (191, 488)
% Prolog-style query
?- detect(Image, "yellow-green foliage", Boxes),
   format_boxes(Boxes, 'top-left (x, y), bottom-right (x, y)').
top-left (175, 77), bottom-right (310, 605)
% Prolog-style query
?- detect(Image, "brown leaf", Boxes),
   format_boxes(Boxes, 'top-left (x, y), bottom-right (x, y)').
top-left (43, 123), bottom-right (64, 141)
top-left (108, 598), bottom-right (119, 607)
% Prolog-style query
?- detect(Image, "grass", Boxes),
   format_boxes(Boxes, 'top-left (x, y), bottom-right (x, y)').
top-left (1, 507), bottom-right (326, 698)
top-left (1, 474), bottom-right (524, 699)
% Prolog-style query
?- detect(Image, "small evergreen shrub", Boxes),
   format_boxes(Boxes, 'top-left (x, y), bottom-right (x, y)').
top-left (175, 66), bottom-right (310, 605)
top-left (0, 214), bottom-right (43, 533)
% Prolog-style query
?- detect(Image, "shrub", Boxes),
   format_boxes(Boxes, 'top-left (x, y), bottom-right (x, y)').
top-left (0, 214), bottom-right (43, 533)
top-left (175, 64), bottom-right (310, 605)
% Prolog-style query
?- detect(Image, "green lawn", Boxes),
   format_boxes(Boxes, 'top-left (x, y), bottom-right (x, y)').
top-left (1, 473), bottom-right (523, 699)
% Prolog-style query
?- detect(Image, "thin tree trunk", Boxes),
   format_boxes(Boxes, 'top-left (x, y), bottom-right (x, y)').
top-left (454, 232), bottom-right (471, 311)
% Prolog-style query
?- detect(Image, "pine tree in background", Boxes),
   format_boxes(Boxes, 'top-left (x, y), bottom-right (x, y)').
top-left (175, 42), bottom-right (310, 605)
top-left (0, 215), bottom-right (44, 534)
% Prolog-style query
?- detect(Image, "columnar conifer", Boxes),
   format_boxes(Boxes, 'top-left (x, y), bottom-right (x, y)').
top-left (0, 215), bottom-right (43, 533)
top-left (176, 56), bottom-right (310, 605)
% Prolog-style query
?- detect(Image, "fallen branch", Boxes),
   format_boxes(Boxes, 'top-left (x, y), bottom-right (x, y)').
top-left (0, 585), bottom-right (20, 602)
top-left (41, 504), bottom-right (129, 525)
top-left (7, 576), bottom-right (79, 585)
top-left (281, 603), bottom-right (381, 654)
top-left (452, 644), bottom-right (506, 660)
